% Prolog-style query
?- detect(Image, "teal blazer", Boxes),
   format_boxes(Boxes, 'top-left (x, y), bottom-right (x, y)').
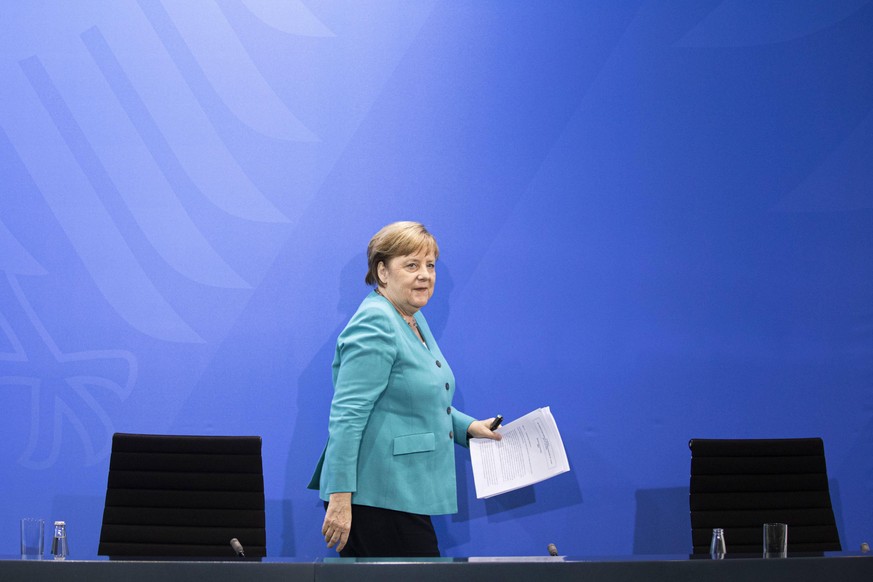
top-left (309, 291), bottom-right (475, 515)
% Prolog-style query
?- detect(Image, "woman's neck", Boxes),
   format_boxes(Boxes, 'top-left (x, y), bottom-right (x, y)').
top-left (375, 288), bottom-right (419, 328)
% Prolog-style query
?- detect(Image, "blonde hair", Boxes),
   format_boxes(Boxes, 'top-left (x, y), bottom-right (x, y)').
top-left (365, 222), bottom-right (439, 286)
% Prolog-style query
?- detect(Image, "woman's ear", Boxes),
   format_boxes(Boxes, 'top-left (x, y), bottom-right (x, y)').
top-left (377, 261), bottom-right (387, 286)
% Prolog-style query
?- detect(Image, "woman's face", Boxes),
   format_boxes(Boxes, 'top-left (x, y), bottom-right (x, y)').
top-left (378, 247), bottom-right (436, 315)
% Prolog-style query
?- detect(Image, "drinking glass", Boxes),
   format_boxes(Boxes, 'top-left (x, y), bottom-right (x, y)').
top-left (20, 518), bottom-right (44, 559)
top-left (764, 523), bottom-right (788, 558)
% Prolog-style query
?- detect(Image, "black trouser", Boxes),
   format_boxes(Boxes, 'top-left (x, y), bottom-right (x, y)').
top-left (324, 502), bottom-right (440, 558)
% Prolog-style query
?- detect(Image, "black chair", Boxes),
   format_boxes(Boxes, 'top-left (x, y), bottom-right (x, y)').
top-left (689, 438), bottom-right (841, 554)
top-left (98, 433), bottom-right (266, 558)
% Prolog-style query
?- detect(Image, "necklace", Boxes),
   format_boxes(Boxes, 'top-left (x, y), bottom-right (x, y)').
top-left (375, 288), bottom-right (418, 329)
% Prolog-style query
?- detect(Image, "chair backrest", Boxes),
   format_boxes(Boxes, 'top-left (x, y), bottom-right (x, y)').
top-left (689, 437), bottom-right (841, 554)
top-left (98, 433), bottom-right (266, 558)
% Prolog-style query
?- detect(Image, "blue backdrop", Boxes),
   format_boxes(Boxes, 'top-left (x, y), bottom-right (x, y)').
top-left (2, 0), bottom-right (872, 559)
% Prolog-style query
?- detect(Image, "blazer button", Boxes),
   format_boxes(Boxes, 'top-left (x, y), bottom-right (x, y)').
top-left (446, 406), bottom-right (452, 414)
top-left (449, 431), bottom-right (454, 439)
top-left (445, 383), bottom-right (450, 391)
top-left (435, 360), bottom-right (442, 367)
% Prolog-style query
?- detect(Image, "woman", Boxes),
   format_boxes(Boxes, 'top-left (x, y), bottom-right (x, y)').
top-left (308, 221), bottom-right (502, 557)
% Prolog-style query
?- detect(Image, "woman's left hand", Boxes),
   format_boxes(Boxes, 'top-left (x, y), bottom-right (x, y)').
top-left (467, 418), bottom-right (503, 441)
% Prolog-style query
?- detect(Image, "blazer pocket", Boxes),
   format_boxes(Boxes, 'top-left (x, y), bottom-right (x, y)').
top-left (393, 432), bottom-right (436, 456)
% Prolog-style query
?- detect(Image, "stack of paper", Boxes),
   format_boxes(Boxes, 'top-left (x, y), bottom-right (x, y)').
top-left (469, 406), bottom-right (570, 499)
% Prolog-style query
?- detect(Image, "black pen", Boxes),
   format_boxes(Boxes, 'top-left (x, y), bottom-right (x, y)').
top-left (489, 415), bottom-right (503, 431)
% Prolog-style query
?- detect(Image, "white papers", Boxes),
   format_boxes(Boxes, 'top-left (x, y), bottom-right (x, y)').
top-left (469, 406), bottom-right (570, 499)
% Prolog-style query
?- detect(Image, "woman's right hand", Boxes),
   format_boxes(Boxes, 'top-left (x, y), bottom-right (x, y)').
top-left (322, 492), bottom-right (352, 552)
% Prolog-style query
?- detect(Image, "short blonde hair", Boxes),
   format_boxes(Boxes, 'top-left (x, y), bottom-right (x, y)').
top-left (365, 221), bottom-right (439, 286)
